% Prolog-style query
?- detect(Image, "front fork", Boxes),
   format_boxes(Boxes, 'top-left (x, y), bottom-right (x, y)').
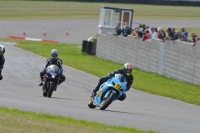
top-left (43, 76), bottom-right (59, 91)
top-left (42, 76), bottom-right (47, 92)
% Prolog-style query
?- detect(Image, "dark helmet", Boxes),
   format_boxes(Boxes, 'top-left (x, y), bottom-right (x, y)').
top-left (51, 49), bottom-right (58, 59)
top-left (123, 63), bottom-right (133, 76)
top-left (0, 45), bottom-right (5, 56)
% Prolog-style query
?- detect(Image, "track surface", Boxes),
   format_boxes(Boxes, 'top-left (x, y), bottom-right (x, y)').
top-left (0, 19), bottom-right (200, 133)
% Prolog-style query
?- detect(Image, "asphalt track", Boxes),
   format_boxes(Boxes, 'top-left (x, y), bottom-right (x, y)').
top-left (0, 18), bottom-right (200, 133)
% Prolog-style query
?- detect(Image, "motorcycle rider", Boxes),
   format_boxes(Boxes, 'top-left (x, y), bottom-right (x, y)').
top-left (39, 49), bottom-right (65, 86)
top-left (91, 63), bottom-right (134, 101)
top-left (0, 45), bottom-right (5, 80)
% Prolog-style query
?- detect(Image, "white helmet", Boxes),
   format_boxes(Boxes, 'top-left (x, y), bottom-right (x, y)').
top-left (0, 45), bottom-right (5, 56)
top-left (51, 49), bottom-right (58, 59)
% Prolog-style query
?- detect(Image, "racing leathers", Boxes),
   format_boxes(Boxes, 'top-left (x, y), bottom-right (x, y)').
top-left (39, 57), bottom-right (65, 85)
top-left (0, 55), bottom-right (5, 80)
top-left (92, 69), bottom-right (134, 101)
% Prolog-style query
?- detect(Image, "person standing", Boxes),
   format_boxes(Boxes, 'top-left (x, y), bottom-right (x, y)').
top-left (181, 27), bottom-right (188, 38)
top-left (122, 22), bottom-right (132, 37)
top-left (115, 22), bottom-right (122, 35)
top-left (191, 32), bottom-right (200, 46)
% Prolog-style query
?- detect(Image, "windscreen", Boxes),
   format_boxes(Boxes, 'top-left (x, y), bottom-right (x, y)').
top-left (116, 74), bottom-right (126, 82)
top-left (48, 65), bottom-right (60, 73)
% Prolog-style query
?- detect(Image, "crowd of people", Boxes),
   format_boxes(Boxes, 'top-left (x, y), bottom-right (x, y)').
top-left (115, 22), bottom-right (200, 46)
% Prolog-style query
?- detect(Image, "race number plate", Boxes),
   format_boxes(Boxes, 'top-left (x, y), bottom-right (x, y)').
top-left (115, 83), bottom-right (122, 90)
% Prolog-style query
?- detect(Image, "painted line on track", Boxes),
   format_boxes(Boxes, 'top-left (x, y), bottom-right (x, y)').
top-left (8, 36), bottom-right (59, 43)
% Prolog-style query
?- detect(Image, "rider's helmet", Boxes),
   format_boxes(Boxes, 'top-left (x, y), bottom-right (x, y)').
top-left (123, 63), bottom-right (133, 76)
top-left (51, 49), bottom-right (58, 60)
top-left (0, 45), bottom-right (5, 57)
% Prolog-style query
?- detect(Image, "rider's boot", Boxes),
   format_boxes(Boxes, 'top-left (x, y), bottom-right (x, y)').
top-left (91, 89), bottom-right (97, 98)
top-left (91, 92), bottom-right (96, 98)
top-left (39, 80), bottom-right (43, 86)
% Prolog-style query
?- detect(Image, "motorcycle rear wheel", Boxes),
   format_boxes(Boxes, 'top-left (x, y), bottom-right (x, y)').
top-left (100, 92), bottom-right (116, 110)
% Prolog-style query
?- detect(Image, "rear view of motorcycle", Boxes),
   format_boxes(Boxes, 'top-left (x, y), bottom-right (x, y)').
top-left (88, 74), bottom-right (127, 110)
top-left (42, 65), bottom-right (61, 98)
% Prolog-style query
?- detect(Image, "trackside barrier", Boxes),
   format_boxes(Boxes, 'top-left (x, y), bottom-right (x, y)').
top-left (96, 33), bottom-right (200, 85)
top-left (81, 40), bottom-right (97, 55)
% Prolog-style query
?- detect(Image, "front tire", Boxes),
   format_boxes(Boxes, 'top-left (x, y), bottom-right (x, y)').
top-left (88, 97), bottom-right (96, 109)
top-left (100, 92), bottom-right (116, 110)
top-left (43, 92), bottom-right (47, 97)
top-left (47, 83), bottom-right (55, 98)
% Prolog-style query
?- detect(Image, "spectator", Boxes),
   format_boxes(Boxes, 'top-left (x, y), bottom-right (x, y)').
top-left (139, 24), bottom-right (143, 32)
top-left (157, 27), bottom-right (166, 40)
top-left (150, 27), bottom-right (157, 40)
top-left (146, 25), bottom-right (152, 39)
top-left (181, 27), bottom-right (188, 38)
top-left (165, 27), bottom-right (174, 40)
top-left (142, 29), bottom-right (150, 41)
top-left (177, 31), bottom-right (189, 42)
top-left (142, 24), bottom-right (146, 32)
top-left (132, 28), bottom-right (138, 36)
top-left (155, 27), bottom-right (158, 33)
top-left (171, 28), bottom-right (178, 40)
top-left (122, 22), bottom-right (132, 37)
top-left (137, 30), bottom-right (143, 38)
top-left (191, 32), bottom-right (200, 46)
top-left (114, 22), bottom-right (122, 35)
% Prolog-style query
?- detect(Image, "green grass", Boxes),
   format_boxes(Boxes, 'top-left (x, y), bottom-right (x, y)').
top-left (0, 107), bottom-right (158, 133)
top-left (9, 39), bottom-right (199, 106)
top-left (0, 1), bottom-right (200, 19)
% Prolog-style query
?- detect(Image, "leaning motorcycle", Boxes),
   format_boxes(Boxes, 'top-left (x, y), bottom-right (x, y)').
top-left (88, 74), bottom-right (127, 110)
top-left (42, 65), bottom-right (61, 98)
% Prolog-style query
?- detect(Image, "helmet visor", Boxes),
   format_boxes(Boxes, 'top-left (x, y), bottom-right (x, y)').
top-left (52, 53), bottom-right (58, 58)
top-left (126, 69), bottom-right (132, 73)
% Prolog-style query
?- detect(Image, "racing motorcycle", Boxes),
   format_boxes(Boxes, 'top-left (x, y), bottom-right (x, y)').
top-left (42, 65), bottom-right (61, 98)
top-left (88, 74), bottom-right (127, 110)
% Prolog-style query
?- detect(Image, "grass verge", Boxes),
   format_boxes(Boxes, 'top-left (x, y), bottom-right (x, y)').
top-left (0, 107), bottom-right (158, 133)
top-left (0, 1), bottom-right (200, 19)
top-left (7, 39), bottom-right (199, 106)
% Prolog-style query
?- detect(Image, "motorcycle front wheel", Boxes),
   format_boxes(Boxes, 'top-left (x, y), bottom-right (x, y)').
top-left (47, 82), bottom-right (55, 98)
top-left (100, 92), bottom-right (116, 110)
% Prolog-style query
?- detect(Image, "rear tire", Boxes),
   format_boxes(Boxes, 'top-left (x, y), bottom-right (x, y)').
top-left (88, 97), bottom-right (96, 109)
top-left (100, 92), bottom-right (116, 110)
top-left (47, 83), bottom-right (55, 98)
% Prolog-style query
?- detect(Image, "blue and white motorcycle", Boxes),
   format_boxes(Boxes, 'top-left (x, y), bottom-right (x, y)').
top-left (42, 65), bottom-right (61, 98)
top-left (88, 74), bottom-right (127, 110)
